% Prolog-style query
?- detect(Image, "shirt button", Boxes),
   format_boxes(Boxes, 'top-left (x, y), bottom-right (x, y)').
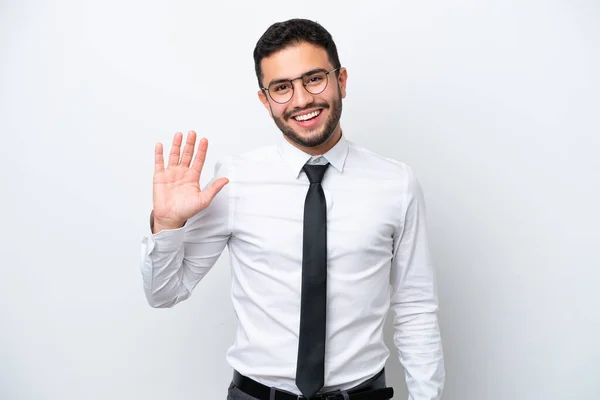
top-left (314, 156), bottom-right (322, 163)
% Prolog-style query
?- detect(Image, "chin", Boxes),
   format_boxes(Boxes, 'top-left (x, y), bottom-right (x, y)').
top-left (285, 127), bottom-right (333, 148)
top-left (273, 101), bottom-right (342, 149)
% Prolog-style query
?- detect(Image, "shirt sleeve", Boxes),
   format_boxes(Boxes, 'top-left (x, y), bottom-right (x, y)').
top-left (139, 157), bottom-right (232, 308)
top-left (389, 166), bottom-right (445, 399)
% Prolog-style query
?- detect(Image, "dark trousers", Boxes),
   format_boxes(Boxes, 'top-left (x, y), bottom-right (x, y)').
top-left (227, 381), bottom-right (260, 400)
top-left (227, 381), bottom-right (259, 400)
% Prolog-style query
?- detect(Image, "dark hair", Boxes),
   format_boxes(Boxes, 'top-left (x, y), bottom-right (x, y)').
top-left (253, 18), bottom-right (341, 89)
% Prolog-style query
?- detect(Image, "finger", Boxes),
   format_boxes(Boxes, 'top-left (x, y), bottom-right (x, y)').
top-left (167, 132), bottom-right (183, 167)
top-left (179, 130), bottom-right (197, 167)
top-left (191, 137), bottom-right (208, 176)
top-left (202, 177), bottom-right (229, 202)
top-left (154, 142), bottom-right (164, 173)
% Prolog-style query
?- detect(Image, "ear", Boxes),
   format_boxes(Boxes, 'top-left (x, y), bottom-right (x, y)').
top-left (337, 67), bottom-right (348, 99)
top-left (258, 89), bottom-right (272, 115)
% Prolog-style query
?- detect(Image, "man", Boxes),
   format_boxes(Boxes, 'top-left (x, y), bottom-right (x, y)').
top-left (140, 18), bottom-right (445, 400)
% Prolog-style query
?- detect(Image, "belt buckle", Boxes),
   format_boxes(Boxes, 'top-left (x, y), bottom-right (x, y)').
top-left (296, 391), bottom-right (342, 400)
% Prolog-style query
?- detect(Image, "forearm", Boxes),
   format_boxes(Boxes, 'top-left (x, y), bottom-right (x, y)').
top-left (392, 304), bottom-right (445, 400)
top-left (141, 224), bottom-right (191, 308)
top-left (141, 205), bottom-right (229, 308)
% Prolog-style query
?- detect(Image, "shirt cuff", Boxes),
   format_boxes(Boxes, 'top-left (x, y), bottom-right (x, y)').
top-left (144, 218), bottom-right (186, 255)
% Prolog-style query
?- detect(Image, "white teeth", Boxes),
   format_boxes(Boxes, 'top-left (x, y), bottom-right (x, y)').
top-left (294, 110), bottom-right (321, 121)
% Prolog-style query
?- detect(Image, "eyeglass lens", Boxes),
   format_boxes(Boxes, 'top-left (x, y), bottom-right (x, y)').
top-left (268, 70), bottom-right (329, 103)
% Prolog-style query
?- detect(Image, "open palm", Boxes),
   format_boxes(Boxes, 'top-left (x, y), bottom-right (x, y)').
top-left (153, 131), bottom-right (228, 230)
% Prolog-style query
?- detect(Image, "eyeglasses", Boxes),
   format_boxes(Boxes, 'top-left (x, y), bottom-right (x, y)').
top-left (261, 67), bottom-right (340, 104)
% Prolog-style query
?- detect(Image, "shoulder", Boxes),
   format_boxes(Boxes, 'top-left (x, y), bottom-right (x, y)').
top-left (232, 143), bottom-right (279, 163)
top-left (345, 140), bottom-right (425, 207)
top-left (344, 140), bottom-right (426, 227)
top-left (346, 140), bottom-right (417, 184)
top-left (213, 143), bottom-right (279, 176)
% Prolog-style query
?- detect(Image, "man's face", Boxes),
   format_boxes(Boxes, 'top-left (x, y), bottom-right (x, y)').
top-left (258, 42), bottom-right (347, 148)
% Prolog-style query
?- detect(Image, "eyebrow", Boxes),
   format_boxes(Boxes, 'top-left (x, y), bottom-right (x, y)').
top-left (267, 68), bottom-right (326, 87)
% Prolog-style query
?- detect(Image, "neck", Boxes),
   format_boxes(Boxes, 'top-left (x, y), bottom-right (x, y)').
top-left (284, 125), bottom-right (342, 156)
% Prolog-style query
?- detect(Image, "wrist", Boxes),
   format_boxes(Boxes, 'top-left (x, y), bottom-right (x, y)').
top-left (150, 210), bottom-right (186, 233)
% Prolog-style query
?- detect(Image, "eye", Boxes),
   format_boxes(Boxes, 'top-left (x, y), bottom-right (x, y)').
top-left (273, 83), bottom-right (292, 92)
top-left (304, 72), bottom-right (326, 86)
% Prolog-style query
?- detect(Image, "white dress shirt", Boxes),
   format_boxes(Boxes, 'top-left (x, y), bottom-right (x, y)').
top-left (140, 133), bottom-right (445, 399)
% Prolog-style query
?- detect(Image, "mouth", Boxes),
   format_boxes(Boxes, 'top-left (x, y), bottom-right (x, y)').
top-left (290, 108), bottom-right (323, 128)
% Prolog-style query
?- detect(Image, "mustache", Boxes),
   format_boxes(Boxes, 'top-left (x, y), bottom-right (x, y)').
top-left (283, 102), bottom-right (330, 120)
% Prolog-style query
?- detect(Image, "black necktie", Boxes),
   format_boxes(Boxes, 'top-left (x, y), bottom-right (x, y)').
top-left (296, 163), bottom-right (329, 399)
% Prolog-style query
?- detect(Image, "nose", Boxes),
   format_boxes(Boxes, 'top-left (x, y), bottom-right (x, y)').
top-left (290, 79), bottom-right (314, 109)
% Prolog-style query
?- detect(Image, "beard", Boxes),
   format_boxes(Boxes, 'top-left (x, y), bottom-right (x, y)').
top-left (272, 94), bottom-right (343, 148)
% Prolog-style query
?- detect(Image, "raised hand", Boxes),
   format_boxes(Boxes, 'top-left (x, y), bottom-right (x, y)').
top-left (152, 130), bottom-right (229, 233)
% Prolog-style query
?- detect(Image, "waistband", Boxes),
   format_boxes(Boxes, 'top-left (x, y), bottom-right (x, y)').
top-left (231, 368), bottom-right (393, 400)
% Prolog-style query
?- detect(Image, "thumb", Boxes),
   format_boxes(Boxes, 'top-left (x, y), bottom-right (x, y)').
top-left (202, 177), bottom-right (229, 204)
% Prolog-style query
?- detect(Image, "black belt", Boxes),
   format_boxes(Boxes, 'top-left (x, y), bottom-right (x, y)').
top-left (231, 369), bottom-right (394, 400)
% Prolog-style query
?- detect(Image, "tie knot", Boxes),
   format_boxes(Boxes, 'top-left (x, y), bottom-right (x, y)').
top-left (303, 163), bottom-right (329, 184)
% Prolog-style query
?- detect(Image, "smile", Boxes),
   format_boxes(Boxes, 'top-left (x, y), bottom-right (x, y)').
top-left (293, 109), bottom-right (322, 122)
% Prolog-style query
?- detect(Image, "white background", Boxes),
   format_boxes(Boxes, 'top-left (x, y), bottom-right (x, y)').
top-left (1, 0), bottom-right (599, 399)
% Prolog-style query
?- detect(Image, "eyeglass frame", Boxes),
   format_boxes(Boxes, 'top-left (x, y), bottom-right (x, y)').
top-left (260, 67), bottom-right (341, 104)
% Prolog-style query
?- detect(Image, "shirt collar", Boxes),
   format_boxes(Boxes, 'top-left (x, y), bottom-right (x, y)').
top-left (277, 133), bottom-right (349, 179)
